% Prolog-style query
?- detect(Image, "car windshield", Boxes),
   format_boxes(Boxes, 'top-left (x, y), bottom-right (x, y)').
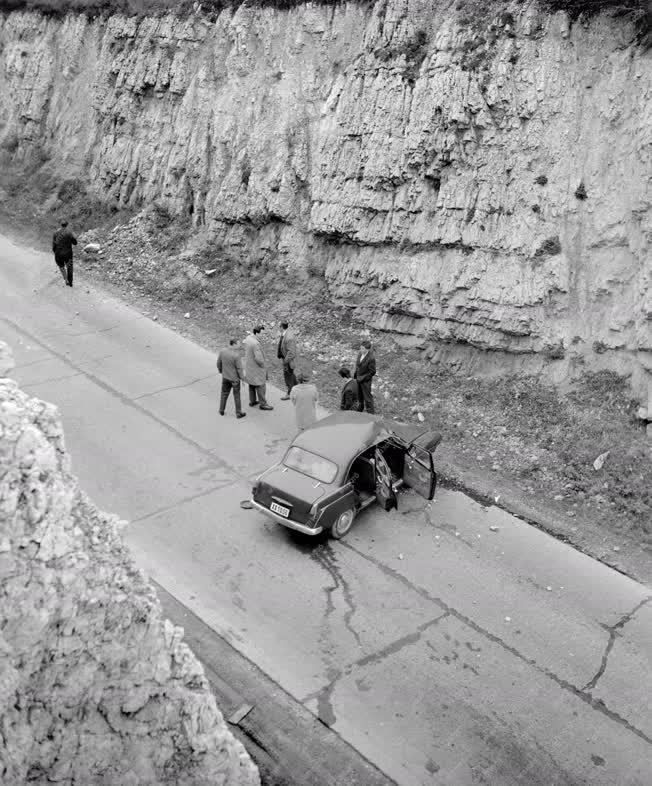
top-left (283, 446), bottom-right (338, 484)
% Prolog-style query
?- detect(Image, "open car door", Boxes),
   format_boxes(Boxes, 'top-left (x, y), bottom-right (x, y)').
top-left (402, 432), bottom-right (440, 500)
top-left (374, 449), bottom-right (397, 511)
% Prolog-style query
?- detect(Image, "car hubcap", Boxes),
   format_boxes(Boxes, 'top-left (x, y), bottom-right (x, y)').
top-left (335, 509), bottom-right (353, 536)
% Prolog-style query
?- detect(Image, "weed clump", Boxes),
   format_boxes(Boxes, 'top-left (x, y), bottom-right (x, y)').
top-left (375, 28), bottom-right (429, 83)
top-left (534, 235), bottom-right (562, 257)
top-left (574, 181), bottom-right (588, 200)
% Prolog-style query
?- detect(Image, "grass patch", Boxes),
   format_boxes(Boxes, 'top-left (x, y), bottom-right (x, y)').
top-left (1, 0), bottom-right (648, 38)
top-left (0, 0), bottom-right (371, 16)
top-left (0, 153), bottom-right (134, 247)
top-left (534, 235), bottom-right (562, 257)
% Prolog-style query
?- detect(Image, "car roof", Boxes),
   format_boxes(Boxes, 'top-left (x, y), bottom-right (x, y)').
top-left (291, 412), bottom-right (432, 468)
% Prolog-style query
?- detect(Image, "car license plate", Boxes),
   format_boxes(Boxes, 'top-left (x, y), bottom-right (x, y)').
top-left (270, 502), bottom-right (290, 518)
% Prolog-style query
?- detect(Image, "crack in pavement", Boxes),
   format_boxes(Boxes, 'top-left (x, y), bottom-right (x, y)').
top-left (302, 612), bottom-right (450, 728)
top-left (20, 371), bottom-right (85, 388)
top-left (129, 480), bottom-right (239, 525)
top-left (78, 353), bottom-right (115, 367)
top-left (310, 543), bottom-right (362, 648)
top-left (341, 541), bottom-right (652, 747)
top-left (40, 315), bottom-right (146, 339)
top-left (10, 353), bottom-right (114, 378)
top-left (583, 595), bottom-right (652, 692)
top-left (131, 373), bottom-right (217, 401)
top-left (10, 355), bottom-right (57, 371)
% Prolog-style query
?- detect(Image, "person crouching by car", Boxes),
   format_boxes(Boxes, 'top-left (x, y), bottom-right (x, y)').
top-left (243, 325), bottom-right (273, 411)
top-left (339, 367), bottom-right (360, 411)
top-left (290, 370), bottom-right (319, 431)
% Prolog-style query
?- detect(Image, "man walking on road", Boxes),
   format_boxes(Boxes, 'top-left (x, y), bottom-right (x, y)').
top-left (217, 339), bottom-right (246, 419)
top-left (277, 320), bottom-right (297, 400)
top-left (355, 339), bottom-right (376, 414)
top-left (52, 220), bottom-right (77, 287)
top-left (243, 326), bottom-right (273, 411)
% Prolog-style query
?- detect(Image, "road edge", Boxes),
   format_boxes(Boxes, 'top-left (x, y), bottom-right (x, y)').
top-left (153, 581), bottom-right (397, 786)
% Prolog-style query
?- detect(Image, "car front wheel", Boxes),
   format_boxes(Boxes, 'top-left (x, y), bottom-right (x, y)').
top-left (330, 508), bottom-right (355, 540)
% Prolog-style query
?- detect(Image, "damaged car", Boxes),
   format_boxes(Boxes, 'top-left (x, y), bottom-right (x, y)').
top-left (251, 412), bottom-right (441, 539)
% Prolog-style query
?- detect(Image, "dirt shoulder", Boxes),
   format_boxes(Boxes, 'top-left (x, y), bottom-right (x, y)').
top-left (0, 174), bottom-right (650, 584)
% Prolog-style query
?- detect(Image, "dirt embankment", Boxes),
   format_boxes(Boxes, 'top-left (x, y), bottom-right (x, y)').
top-left (0, 340), bottom-right (260, 786)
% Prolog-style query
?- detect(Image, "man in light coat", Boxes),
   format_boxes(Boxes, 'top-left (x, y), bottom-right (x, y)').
top-left (290, 370), bottom-right (319, 432)
top-left (277, 320), bottom-right (297, 400)
top-left (216, 339), bottom-right (246, 419)
top-left (243, 326), bottom-right (273, 410)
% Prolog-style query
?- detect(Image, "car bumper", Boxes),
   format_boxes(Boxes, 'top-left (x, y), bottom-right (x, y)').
top-left (250, 499), bottom-right (323, 536)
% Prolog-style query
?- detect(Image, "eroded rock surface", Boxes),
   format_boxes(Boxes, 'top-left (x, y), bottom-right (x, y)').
top-left (0, 2), bottom-right (650, 401)
top-left (0, 342), bottom-right (259, 785)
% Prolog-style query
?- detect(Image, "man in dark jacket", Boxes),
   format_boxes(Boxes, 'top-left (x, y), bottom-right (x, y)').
top-left (52, 220), bottom-right (77, 287)
top-left (217, 339), bottom-right (246, 419)
top-left (277, 320), bottom-right (298, 400)
top-left (339, 367), bottom-right (360, 411)
top-left (354, 339), bottom-right (376, 414)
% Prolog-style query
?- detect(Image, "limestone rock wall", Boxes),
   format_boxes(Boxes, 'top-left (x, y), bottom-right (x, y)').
top-left (0, 2), bottom-right (650, 401)
top-left (0, 342), bottom-right (259, 786)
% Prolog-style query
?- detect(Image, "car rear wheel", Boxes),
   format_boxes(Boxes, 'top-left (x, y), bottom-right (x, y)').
top-left (330, 508), bottom-right (355, 540)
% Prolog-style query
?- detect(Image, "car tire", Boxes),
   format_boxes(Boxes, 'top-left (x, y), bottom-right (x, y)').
top-left (330, 508), bottom-right (355, 540)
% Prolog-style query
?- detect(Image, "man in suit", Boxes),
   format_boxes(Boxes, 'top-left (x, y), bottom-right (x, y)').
top-left (243, 325), bottom-right (273, 410)
top-left (355, 339), bottom-right (376, 414)
top-left (52, 219), bottom-right (77, 287)
top-left (217, 339), bottom-right (246, 419)
top-left (277, 320), bottom-right (297, 400)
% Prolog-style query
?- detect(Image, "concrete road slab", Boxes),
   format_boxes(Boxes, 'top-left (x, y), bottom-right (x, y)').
top-left (125, 482), bottom-right (442, 702)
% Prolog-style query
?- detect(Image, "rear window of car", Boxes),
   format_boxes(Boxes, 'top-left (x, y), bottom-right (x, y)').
top-left (283, 447), bottom-right (338, 484)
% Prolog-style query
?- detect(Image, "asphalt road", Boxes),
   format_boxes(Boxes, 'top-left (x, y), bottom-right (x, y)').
top-left (2, 236), bottom-right (651, 786)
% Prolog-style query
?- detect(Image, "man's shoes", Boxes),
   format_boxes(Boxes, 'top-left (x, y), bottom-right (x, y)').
top-left (280, 395), bottom-right (290, 400)
top-left (219, 411), bottom-right (225, 416)
top-left (236, 413), bottom-right (246, 419)
top-left (249, 402), bottom-right (259, 407)
top-left (259, 404), bottom-right (274, 411)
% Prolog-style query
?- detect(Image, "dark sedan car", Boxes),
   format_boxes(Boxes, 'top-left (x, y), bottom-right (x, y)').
top-left (251, 412), bottom-right (441, 539)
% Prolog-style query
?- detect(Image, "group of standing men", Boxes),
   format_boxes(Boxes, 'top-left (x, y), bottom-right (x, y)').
top-left (217, 322), bottom-right (377, 427)
top-left (217, 321), bottom-right (299, 419)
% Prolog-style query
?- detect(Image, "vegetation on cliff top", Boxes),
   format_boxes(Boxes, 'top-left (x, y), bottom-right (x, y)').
top-left (0, 0), bottom-right (649, 23)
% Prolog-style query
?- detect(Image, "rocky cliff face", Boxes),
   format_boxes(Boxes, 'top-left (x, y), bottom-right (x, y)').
top-left (0, 341), bottom-right (259, 786)
top-left (0, 1), bottom-right (650, 404)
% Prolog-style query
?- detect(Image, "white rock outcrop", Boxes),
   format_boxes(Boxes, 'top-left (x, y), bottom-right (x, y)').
top-left (0, 342), bottom-right (259, 786)
top-left (0, 2), bottom-right (650, 402)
